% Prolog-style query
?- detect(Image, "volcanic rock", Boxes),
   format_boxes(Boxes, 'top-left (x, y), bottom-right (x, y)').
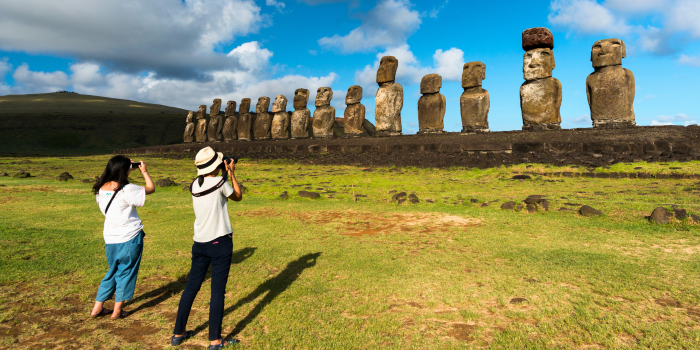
top-left (579, 205), bottom-right (602, 216)
top-left (649, 207), bottom-right (672, 224)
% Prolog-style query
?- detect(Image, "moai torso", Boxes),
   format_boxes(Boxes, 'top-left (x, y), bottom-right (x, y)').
top-left (344, 85), bottom-right (365, 136)
top-left (312, 87), bottom-right (335, 138)
top-left (586, 38), bottom-right (635, 128)
top-left (222, 101), bottom-right (237, 142)
top-left (271, 95), bottom-right (290, 140)
top-left (374, 56), bottom-right (403, 136)
top-left (460, 61), bottom-right (490, 133)
top-left (291, 89), bottom-right (310, 139)
top-left (417, 74), bottom-right (445, 133)
top-left (207, 99), bottom-right (223, 142)
top-left (237, 99), bottom-right (252, 141)
top-left (520, 28), bottom-right (561, 131)
top-left (195, 105), bottom-right (208, 142)
top-left (253, 97), bottom-right (271, 140)
top-left (184, 111), bottom-right (195, 143)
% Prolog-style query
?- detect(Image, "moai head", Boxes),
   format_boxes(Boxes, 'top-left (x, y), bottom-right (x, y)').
top-left (315, 87), bottom-right (333, 107)
top-left (256, 97), bottom-right (270, 114)
top-left (196, 105), bottom-right (207, 119)
top-left (591, 38), bottom-right (626, 68)
top-left (345, 85), bottom-right (363, 105)
top-left (522, 27), bottom-right (554, 51)
top-left (523, 48), bottom-right (555, 81)
top-left (225, 101), bottom-right (236, 117)
top-left (239, 98), bottom-right (251, 113)
top-left (210, 98), bottom-right (222, 116)
top-left (186, 111), bottom-right (194, 123)
top-left (462, 61), bottom-right (486, 89)
top-left (420, 74), bottom-right (442, 94)
top-left (376, 56), bottom-right (399, 84)
top-left (272, 95), bottom-right (288, 113)
top-left (293, 88), bottom-right (310, 110)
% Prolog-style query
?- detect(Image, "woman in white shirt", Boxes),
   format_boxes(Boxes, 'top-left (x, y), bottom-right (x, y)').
top-left (89, 155), bottom-right (155, 320)
top-left (171, 147), bottom-right (242, 349)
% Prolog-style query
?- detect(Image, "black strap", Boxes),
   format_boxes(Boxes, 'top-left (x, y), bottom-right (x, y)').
top-left (190, 174), bottom-right (228, 197)
top-left (196, 153), bottom-right (219, 169)
top-left (103, 187), bottom-right (121, 215)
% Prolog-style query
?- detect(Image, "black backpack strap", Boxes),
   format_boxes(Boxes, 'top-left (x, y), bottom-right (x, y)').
top-left (190, 174), bottom-right (228, 198)
top-left (103, 187), bottom-right (122, 215)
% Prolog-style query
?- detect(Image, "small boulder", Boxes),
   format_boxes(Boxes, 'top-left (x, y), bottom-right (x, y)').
top-left (398, 198), bottom-right (406, 204)
top-left (579, 205), bottom-right (602, 216)
top-left (392, 192), bottom-right (407, 201)
top-left (649, 207), bottom-right (672, 224)
top-left (298, 191), bottom-right (320, 199)
top-left (470, 198), bottom-right (479, 203)
top-left (156, 178), bottom-right (176, 187)
top-left (58, 172), bottom-right (73, 182)
top-left (501, 201), bottom-right (516, 210)
top-left (408, 193), bottom-right (419, 204)
top-left (13, 171), bottom-right (30, 178)
top-left (540, 199), bottom-right (550, 211)
top-left (279, 193), bottom-right (289, 199)
top-left (509, 297), bottom-right (528, 304)
top-left (674, 208), bottom-right (687, 220)
top-left (511, 174), bottom-right (531, 180)
top-left (425, 199), bottom-right (435, 203)
top-left (557, 207), bottom-right (573, 212)
top-left (524, 195), bottom-right (542, 204)
top-left (515, 204), bottom-right (524, 212)
top-left (480, 202), bottom-right (489, 207)
top-left (691, 214), bottom-right (699, 224)
top-left (526, 203), bottom-right (537, 213)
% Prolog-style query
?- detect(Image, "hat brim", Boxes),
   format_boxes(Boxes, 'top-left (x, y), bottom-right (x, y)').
top-left (197, 152), bottom-right (224, 176)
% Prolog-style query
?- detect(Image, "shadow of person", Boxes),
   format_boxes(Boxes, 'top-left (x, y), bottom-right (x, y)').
top-left (193, 252), bottom-right (322, 337)
top-left (128, 247), bottom-right (256, 315)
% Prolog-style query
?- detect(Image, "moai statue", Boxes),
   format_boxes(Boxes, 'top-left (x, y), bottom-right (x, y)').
top-left (183, 111), bottom-right (195, 143)
top-left (237, 98), bottom-right (252, 141)
top-left (207, 98), bottom-right (223, 142)
top-left (195, 105), bottom-right (208, 142)
top-left (417, 74), bottom-right (446, 133)
top-left (312, 87), bottom-right (335, 138)
top-left (520, 28), bottom-right (562, 131)
top-left (271, 95), bottom-right (290, 140)
top-left (290, 89), bottom-right (311, 139)
top-left (375, 56), bottom-right (403, 136)
top-left (253, 97), bottom-right (272, 140)
top-left (222, 101), bottom-right (237, 142)
top-left (460, 62), bottom-right (490, 133)
top-left (344, 85), bottom-right (365, 137)
top-left (587, 38), bottom-right (635, 128)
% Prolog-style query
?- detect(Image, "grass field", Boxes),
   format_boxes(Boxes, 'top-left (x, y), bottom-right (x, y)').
top-left (1, 155), bottom-right (699, 349)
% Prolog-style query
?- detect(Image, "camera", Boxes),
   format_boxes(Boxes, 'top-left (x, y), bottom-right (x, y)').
top-left (218, 156), bottom-right (238, 169)
top-left (130, 162), bottom-right (142, 169)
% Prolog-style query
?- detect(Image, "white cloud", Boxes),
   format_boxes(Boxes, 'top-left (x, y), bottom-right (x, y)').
top-left (12, 64), bottom-right (70, 92)
top-left (0, 57), bottom-right (11, 77)
top-left (679, 54), bottom-right (700, 66)
top-left (429, 0), bottom-right (449, 18)
top-left (318, 0), bottom-right (421, 53)
top-left (564, 114), bottom-right (591, 127)
top-left (652, 113), bottom-right (696, 125)
top-left (266, 0), bottom-right (285, 12)
top-left (604, 0), bottom-right (668, 13)
top-left (643, 94), bottom-right (656, 100)
top-left (666, 0), bottom-right (700, 38)
top-left (549, 0), bottom-right (632, 35)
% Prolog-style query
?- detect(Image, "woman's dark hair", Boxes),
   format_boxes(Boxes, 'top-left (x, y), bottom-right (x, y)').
top-left (195, 167), bottom-right (220, 187)
top-left (93, 155), bottom-right (131, 195)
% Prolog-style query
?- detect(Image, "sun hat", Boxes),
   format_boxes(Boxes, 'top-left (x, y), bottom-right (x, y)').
top-left (194, 147), bottom-right (224, 176)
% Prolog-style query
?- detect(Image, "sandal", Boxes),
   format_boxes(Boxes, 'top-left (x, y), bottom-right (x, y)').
top-left (171, 330), bottom-right (194, 346)
top-left (208, 338), bottom-right (238, 349)
top-left (110, 310), bottom-right (130, 320)
top-left (89, 308), bottom-right (113, 318)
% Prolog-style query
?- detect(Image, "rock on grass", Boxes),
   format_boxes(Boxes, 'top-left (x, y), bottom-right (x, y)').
top-left (649, 207), bottom-right (672, 224)
top-left (511, 174), bottom-right (531, 180)
top-left (298, 191), bottom-right (320, 199)
top-left (501, 201), bottom-right (516, 210)
top-left (58, 172), bottom-right (73, 181)
top-left (392, 192), bottom-right (407, 201)
top-left (156, 178), bottom-right (176, 187)
top-left (579, 205), bottom-right (602, 216)
top-left (674, 208), bottom-right (687, 220)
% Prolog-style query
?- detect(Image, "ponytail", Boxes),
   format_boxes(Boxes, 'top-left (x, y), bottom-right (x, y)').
top-left (197, 175), bottom-right (205, 187)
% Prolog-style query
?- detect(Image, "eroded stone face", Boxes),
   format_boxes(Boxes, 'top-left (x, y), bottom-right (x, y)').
top-left (523, 48), bottom-right (555, 81)
top-left (184, 112), bottom-right (195, 143)
top-left (293, 88), bottom-right (309, 110)
top-left (186, 111), bottom-right (194, 123)
top-left (522, 27), bottom-right (554, 51)
top-left (225, 101), bottom-right (236, 117)
top-left (420, 74), bottom-right (442, 94)
top-left (196, 105), bottom-right (207, 119)
top-left (462, 62), bottom-right (485, 89)
top-left (210, 99), bottom-right (221, 117)
top-left (315, 87), bottom-right (333, 107)
top-left (460, 87), bottom-right (490, 132)
top-left (375, 82), bottom-right (403, 135)
top-left (345, 85), bottom-right (363, 105)
top-left (253, 98), bottom-right (271, 140)
top-left (272, 95), bottom-right (287, 113)
top-left (376, 56), bottom-right (398, 84)
top-left (207, 114), bottom-right (222, 142)
top-left (195, 119), bottom-right (207, 142)
top-left (520, 77), bottom-right (562, 125)
top-left (290, 109), bottom-right (311, 138)
top-left (312, 105), bottom-right (335, 138)
top-left (237, 113), bottom-right (252, 141)
top-left (591, 38), bottom-right (625, 68)
top-left (222, 115), bottom-right (238, 142)
top-left (587, 65), bottom-right (635, 127)
top-left (271, 112), bottom-right (290, 139)
top-left (239, 98), bottom-right (251, 114)
top-left (256, 97), bottom-right (270, 114)
top-left (418, 93), bottom-right (446, 132)
top-left (344, 103), bottom-right (365, 135)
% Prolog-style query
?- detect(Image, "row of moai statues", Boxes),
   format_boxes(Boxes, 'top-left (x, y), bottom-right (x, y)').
top-left (183, 27), bottom-right (636, 143)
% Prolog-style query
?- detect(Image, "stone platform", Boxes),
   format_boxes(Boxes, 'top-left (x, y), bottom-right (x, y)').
top-left (114, 125), bottom-right (700, 169)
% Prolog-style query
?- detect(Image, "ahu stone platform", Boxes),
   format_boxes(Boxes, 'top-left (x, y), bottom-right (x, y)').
top-left (115, 125), bottom-right (700, 169)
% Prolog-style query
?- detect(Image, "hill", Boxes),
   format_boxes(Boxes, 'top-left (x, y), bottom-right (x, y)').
top-left (0, 92), bottom-right (189, 155)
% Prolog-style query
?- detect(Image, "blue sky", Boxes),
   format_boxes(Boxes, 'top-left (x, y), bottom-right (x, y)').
top-left (0, 0), bottom-right (699, 133)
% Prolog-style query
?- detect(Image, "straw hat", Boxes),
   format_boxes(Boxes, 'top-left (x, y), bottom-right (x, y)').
top-left (194, 147), bottom-right (224, 176)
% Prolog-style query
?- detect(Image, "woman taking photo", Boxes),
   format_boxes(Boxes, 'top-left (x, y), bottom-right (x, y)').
top-left (171, 147), bottom-right (242, 349)
top-left (89, 155), bottom-right (155, 319)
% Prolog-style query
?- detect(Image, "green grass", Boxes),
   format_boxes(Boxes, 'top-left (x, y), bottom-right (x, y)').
top-left (1, 155), bottom-right (699, 349)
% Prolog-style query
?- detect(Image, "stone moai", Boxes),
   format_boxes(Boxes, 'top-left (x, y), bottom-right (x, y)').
top-left (290, 89), bottom-right (311, 139)
top-left (222, 101), bottom-right (237, 142)
top-left (460, 62), bottom-right (490, 133)
top-left (253, 97), bottom-right (271, 140)
top-left (271, 95), bottom-right (290, 140)
top-left (344, 85), bottom-right (365, 137)
top-left (183, 111), bottom-right (195, 143)
top-left (237, 98), bottom-right (252, 141)
top-left (195, 105), bottom-right (208, 142)
top-left (586, 38), bottom-right (635, 128)
top-left (312, 87), bottom-right (335, 138)
top-left (375, 56), bottom-right (403, 136)
top-left (520, 27), bottom-right (562, 131)
top-left (417, 74), bottom-right (446, 133)
top-left (207, 98), bottom-right (223, 142)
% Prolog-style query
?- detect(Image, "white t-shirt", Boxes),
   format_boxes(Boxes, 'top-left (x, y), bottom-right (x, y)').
top-left (96, 184), bottom-right (146, 244)
top-left (191, 176), bottom-right (234, 243)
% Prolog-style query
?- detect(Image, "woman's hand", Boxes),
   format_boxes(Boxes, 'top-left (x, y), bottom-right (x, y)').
top-left (138, 160), bottom-right (155, 195)
top-left (225, 160), bottom-right (235, 176)
top-left (138, 161), bottom-right (148, 174)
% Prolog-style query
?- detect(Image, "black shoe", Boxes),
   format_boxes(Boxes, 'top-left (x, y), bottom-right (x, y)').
top-left (171, 330), bottom-right (194, 346)
top-left (208, 338), bottom-right (239, 349)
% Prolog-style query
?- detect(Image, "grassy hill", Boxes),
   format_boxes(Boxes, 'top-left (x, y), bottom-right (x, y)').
top-left (0, 92), bottom-right (189, 155)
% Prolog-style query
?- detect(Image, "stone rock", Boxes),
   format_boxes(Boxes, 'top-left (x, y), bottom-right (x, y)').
top-left (392, 192), bottom-right (407, 201)
top-left (649, 207), bottom-right (672, 224)
top-left (691, 214), bottom-right (699, 223)
top-left (520, 77), bottom-right (562, 128)
top-left (222, 115), bottom-right (238, 142)
top-left (579, 205), bottom-right (602, 216)
top-left (587, 39), bottom-right (635, 129)
top-left (195, 118), bottom-right (208, 143)
top-left (420, 74), bottom-right (442, 94)
top-left (526, 203), bottom-right (537, 213)
top-left (291, 108), bottom-right (311, 139)
top-left (522, 27), bottom-right (554, 51)
top-left (511, 174), bottom-right (531, 180)
top-left (376, 56), bottom-right (398, 84)
top-left (58, 172), bottom-right (73, 181)
top-left (558, 207), bottom-right (573, 212)
top-left (271, 112), bottom-right (290, 140)
top-left (410, 198), bottom-right (419, 204)
top-left (398, 198), bottom-right (406, 204)
top-left (408, 193), bottom-right (418, 200)
top-left (674, 208), bottom-right (687, 220)
top-left (540, 199), bottom-right (550, 211)
top-left (480, 202), bottom-right (489, 207)
top-left (418, 92), bottom-right (446, 133)
top-left (184, 111), bottom-right (195, 143)
top-left (156, 178), bottom-right (176, 187)
top-left (525, 195), bottom-right (542, 204)
top-left (298, 190), bottom-right (320, 199)
top-left (253, 97), bottom-right (271, 140)
top-left (225, 101), bottom-right (236, 117)
top-left (501, 201), bottom-right (516, 210)
top-left (279, 192), bottom-right (289, 199)
top-left (345, 85), bottom-right (362, 105)
top-left (470, 198), bottom-right (479, 203)
top-left (515, 204), bottom-right (524, 212)
top-left (510, 297), bottom-right (528, 304)
top-left (344, 103), bottom-right (365, 136)
top-left (313, 106), bottom-right (335, 138)
top-left (375, 82), bottom-right (403, 136)
top-left (293, 88), bottom-right (310, 110)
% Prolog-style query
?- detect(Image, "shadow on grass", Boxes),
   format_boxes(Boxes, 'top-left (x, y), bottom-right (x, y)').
top-left (193, 252), bottom-right (322, 337)
top-left (129, 247), bottom-right (257, 315)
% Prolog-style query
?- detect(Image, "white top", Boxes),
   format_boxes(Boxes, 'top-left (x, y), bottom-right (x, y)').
top-left (96, 184), bottom-right (146, 244)
top-left (191, 176), bottom-right (234, 243)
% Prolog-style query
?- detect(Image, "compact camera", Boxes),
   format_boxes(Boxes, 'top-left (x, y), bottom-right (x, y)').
top-left (130, 162), bottom-right (142, 169)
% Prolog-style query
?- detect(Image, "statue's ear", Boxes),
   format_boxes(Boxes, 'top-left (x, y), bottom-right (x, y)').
top-left (621, 40), bottom-right (626, 58)
top-left (481, 64), bottom-right (486, 80)
top-left (551, 50), bottom-right (556, 70)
